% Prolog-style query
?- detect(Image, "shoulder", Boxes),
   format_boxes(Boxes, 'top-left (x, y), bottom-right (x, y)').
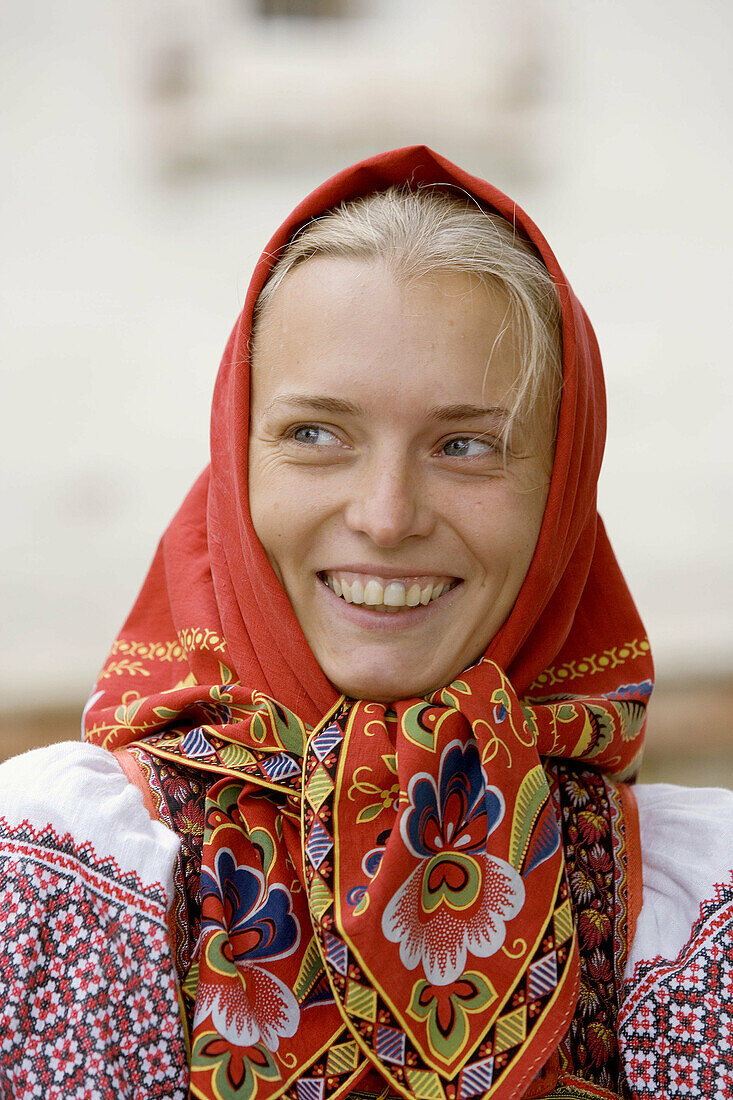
top-left (0, 740), bottom-right (181, 902)
top-left (630, 782), bottom-right (733, 971)
top-left (619, 783), bottom-right (733, 1098)
top-left (0, 741), bottom-right (188, 1097)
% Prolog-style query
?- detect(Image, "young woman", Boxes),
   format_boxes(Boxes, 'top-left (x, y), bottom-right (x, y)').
top-left (1, 146), bottom-right (730, 1100)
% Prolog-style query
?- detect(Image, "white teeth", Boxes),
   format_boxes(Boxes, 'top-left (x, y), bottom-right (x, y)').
top-left (405, 583), bottom-right (421, 606)
top-left (384, 581), bottom-right (406, 606)
top-left (323, 572), bottom-right (456, 610)
top-left (364, 579), bottom-right (382, 605)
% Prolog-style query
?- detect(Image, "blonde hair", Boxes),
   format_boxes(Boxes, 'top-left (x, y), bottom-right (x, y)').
top-left (252, 185), bottom-right (562, 453)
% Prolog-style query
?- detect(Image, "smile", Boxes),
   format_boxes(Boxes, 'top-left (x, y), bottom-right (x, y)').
top-left (319, 571), bottom-right (461, 613)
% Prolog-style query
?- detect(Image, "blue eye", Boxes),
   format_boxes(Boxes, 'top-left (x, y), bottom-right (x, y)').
top-left (292, 425), bottom-right (339, 446)
top-left (442, 437), bottom-right (497, 458)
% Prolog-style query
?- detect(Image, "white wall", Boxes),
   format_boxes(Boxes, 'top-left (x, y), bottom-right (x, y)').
top-left (1, 0), bottom-right (731, 710)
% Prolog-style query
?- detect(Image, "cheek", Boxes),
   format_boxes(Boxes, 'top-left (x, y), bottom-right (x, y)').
top-left (464, 490), bottom-right (546, 581)
top-left (248, 453), bottom-right (290, 579)
top-left (248, 459), bottom-right (329, 594)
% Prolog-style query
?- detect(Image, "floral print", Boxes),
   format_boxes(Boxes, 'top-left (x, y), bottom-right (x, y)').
top-left (382, 740), bottom-right (524, 985)
top-left (551, 760), bottom-right (633, 1095)
top-left (195, 847), bottom-right (301, 1050)
top-left (122, 658), bottom-right (643, 1100)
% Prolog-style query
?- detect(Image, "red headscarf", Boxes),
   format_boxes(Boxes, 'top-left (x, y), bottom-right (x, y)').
top-left (85, 147), bottom-right (652, 1100)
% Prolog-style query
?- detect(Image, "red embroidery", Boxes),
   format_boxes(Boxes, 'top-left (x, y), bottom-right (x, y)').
top-left (619, 874), bottom-right (733, 1098)
top-left (0, 818), bottom-right (188, 1099)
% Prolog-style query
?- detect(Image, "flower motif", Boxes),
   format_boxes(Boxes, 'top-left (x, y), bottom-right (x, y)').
top-left (400, 740), bottom-right (502, 861)
top-left (587, 1020), bottom-right (615, 1068)
top-left (577, 808), bottom-right (609, 845)
top-left (577, 977), bottom-right (601, 1017)
top-left (586, 946), bottom-right (613, 984)
top-left (606, 680), bottom-right (652, 742)
top-left (177, 797), bottom-right (205, 839)
top-left (383, 740), bottom-right (524, 985)
top-left (408, 971), bottom-right (497, 1061)
top-left (194, 848), bottom-right (301, 1050)
top-left (569, 866), bottom-right (596, 904)
top-left (578, 906), bottom-right (611, 950)
top-left (192, 1034), bottom-right (280, 1098)
top-left (564, 776), bottom-right (591, 808)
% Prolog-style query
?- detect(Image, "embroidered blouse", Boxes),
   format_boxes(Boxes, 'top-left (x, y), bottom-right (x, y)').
top-left (0, 742), bottom-right (730, 1099)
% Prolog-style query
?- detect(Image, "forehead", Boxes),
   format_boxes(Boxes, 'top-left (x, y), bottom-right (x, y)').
top-left (251, 256), bottom-right (519, 401)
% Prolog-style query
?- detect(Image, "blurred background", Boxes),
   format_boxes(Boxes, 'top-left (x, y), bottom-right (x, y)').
top-left (1, 0), bottom-right (731, 784)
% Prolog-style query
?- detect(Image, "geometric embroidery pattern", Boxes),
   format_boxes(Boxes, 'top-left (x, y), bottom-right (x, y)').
top-left (528, 950), bottom-right (558, 1000)
top-left (375, 1024), bottom-right (406, 1065)
top-left (309, 725), bottom-right (343, 762)
top-left (619, 874), bottom-right (733, 1099)
top-left (305, 764), bottom-right (335, 812)
top-left (306, 820), bottom-right (333, 870)
top-left (259, 751), bottom-right (303, 783)
top-left (345, 980), bottom-right (378, 1022)
top-left (493, 1006), bottom-right (527, 1053)
top-left (457, 1056), bottom-right (494, 1098)
top-left (0, 817), bottom-right (188, 1099)
top-left (325, 1040), bottom-right (359, 1076)
top-left (180, 727), bottom-right (217, 759)
top-left (403, 1067), bottom-right (446, 1099)
top-left (323, 930), bottom-right (349, 976)
top-left (295, 1079), bottom-right (325, 1100)
top-left (553, 898), bottom-right (574, 946)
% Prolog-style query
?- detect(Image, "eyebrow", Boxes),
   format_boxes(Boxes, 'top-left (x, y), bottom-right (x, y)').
top-left (264, 395), bottom-right (360, 416)
top-left (426, 402), bottom-right (511, 423)
top-left (263, 394), bottom-right (511, 421)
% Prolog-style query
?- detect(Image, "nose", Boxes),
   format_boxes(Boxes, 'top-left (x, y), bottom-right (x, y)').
top-left (343, 454), bottom-right (435, 547)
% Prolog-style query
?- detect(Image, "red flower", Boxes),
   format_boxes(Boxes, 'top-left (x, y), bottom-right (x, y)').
top-left (578, 907), bottom-right (611, 949)
top-left (587, 1021), bottom-right (614, 1068)
top-left (577, 809), bottom-right (609, 844)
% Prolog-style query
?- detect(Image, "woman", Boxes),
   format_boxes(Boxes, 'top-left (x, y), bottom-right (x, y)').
top-left (1, 146), bottom-right (731, 1100)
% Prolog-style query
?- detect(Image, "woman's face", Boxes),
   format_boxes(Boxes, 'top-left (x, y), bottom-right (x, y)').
top-left (249, 258), bottom-right (553, 702)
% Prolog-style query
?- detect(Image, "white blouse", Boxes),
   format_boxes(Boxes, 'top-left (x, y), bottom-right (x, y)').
top-left (0, 742), bottom-right (731, 1099)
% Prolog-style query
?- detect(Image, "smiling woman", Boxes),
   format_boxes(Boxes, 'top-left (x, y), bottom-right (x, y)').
top-left (1, 147), bottom-right (732, 1100)
top-left (249, 254), bottom-right (552, 702)
top-left (247, 185), bottom-right (560, 704)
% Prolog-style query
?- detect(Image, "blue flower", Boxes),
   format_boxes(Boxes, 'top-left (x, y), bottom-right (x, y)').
top-left (402, 740), bottom-right (503, 859)
top-left (196, 849), bottom-right (301, 1050)
top-left (201, 849), bottom-right (300, 964)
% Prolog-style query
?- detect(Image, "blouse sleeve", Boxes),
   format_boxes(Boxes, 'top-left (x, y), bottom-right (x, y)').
top-left (0, 741), bottom-right (189, 1099)
top-left (619, 783), bottom-right (733, 1099)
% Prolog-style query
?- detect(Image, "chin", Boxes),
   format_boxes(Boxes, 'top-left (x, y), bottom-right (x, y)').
top-left (324, 657), bottom-right (450, 704)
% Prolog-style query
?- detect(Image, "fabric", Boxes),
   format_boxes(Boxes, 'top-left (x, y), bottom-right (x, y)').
top-left (122, 742), bottom-right (641, 1098)
top-left (625, 784), bottom-right (733, 972)
top-left (81, 146), bottom-right (656, 1100)
top-left (3, 745), bottom-right (731, 1099)
top-left (0, 743), bottom-right (188, 1099)
top-left (619, 785), bottom-right (733, 1099)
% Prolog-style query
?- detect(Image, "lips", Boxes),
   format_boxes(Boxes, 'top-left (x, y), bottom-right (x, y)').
top-left (319, 571), bottom-right (460, 613)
